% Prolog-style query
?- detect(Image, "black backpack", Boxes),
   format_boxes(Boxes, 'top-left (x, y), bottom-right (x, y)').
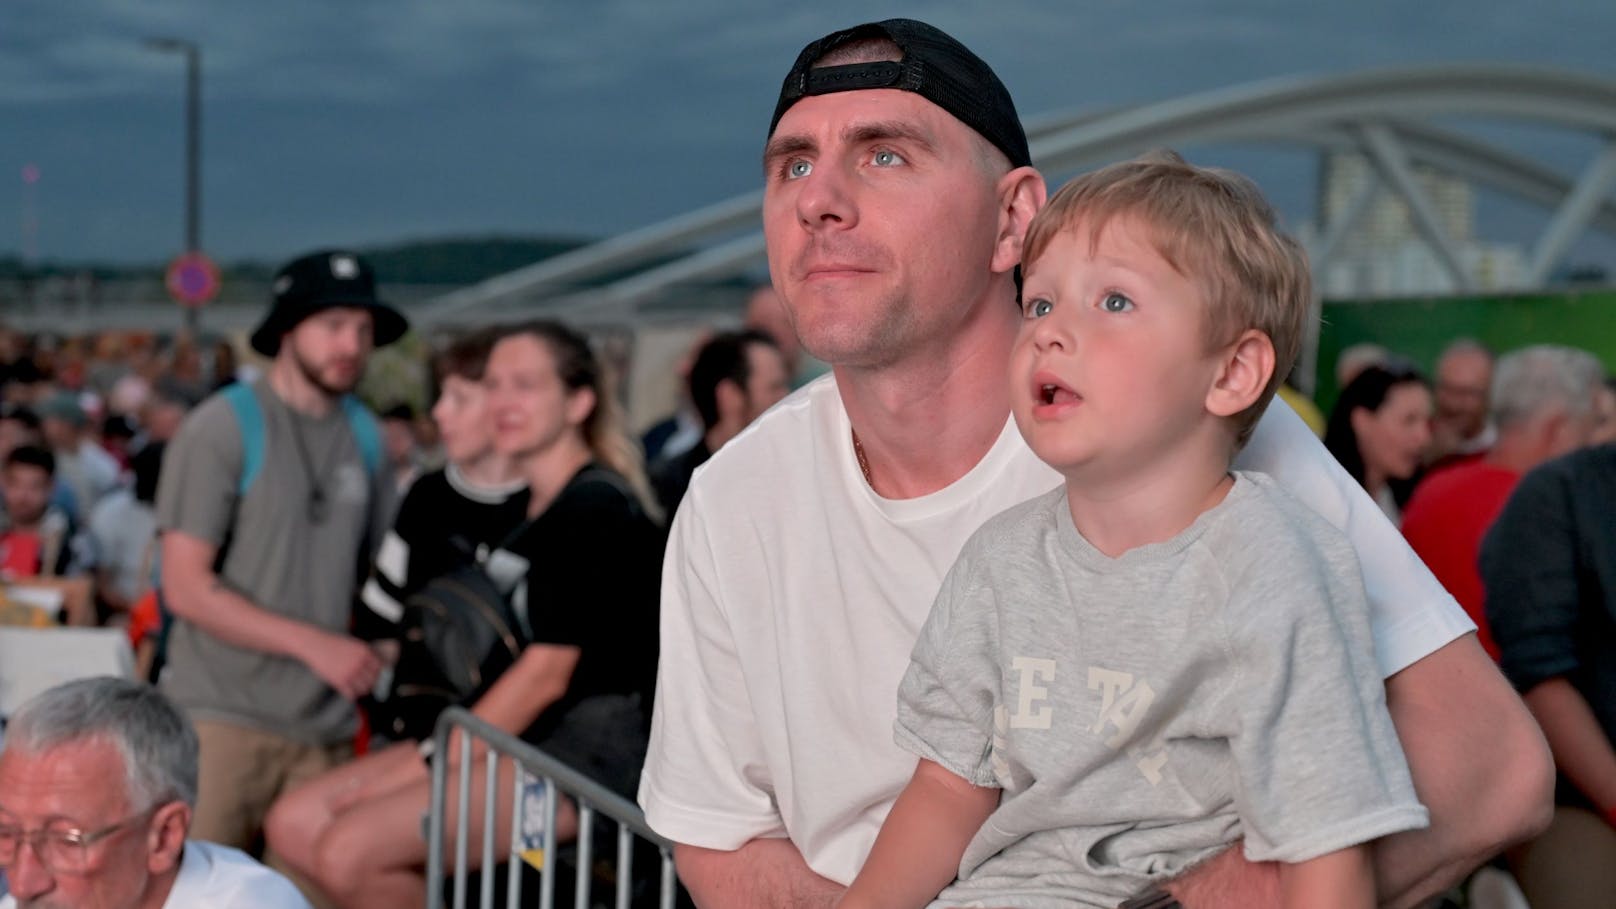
top-left (379, 521), bottom-right (535, 741)
top-left (375, 466), bottom-right (634, 742)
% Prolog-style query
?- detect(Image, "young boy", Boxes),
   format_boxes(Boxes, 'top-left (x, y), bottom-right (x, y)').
top-left (838, 151), bottom-right (1428, 909)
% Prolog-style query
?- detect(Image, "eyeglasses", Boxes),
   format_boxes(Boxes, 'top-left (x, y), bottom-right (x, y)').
top-left (0, 807), bottom-right (156, 873)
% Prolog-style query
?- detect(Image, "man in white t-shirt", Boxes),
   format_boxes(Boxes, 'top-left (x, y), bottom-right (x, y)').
top-left (639, 18), bottom-right (1553, 909)
top-left (0, 677), bottom-right (309, 909)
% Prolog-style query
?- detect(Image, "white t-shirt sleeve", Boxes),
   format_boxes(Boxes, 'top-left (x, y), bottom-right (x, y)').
top-left (638, 487), bottom-right (788, 849)
top-left (1236, 397), bottom-right (1474, 676)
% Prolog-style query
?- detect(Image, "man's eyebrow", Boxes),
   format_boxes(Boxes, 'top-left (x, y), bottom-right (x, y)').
top-left (843, 120), bottom-right (937, 155)
top-left (762, 119), bottom-right (940, 174)
top-left (763, 134), bottom-right (816, 173)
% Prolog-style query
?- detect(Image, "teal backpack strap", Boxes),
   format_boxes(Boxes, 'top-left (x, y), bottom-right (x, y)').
top-left (221, 383), bottom-right (266, 496)
top-left (341, 395), bottom-right (382, 479)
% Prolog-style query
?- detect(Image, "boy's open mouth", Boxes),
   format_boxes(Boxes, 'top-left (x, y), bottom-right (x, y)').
top-left (1039, 382), bottom-right (1080, 406)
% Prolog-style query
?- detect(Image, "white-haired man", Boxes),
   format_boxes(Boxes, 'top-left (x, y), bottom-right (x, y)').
top-left (0, 677), bottom-right (310, 908)
top-left (1403, 344), bottom-right (1605, 659)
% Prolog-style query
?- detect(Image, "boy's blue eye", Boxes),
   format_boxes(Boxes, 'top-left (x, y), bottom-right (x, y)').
top-left (1026, 298), bottom-right (1054, 318)
top-left (1101, 292), bottom-right (1134, 313)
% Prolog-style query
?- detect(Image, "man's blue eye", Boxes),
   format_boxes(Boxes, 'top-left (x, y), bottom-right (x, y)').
top-left (1027, 298), bottom-right (1053, 318)
top-left (788, 160), bottom-right (812, 179)
top-left (1101, 292), bottom-right (1134, 313)
top-left (872, 150), bottom-right (905, 167)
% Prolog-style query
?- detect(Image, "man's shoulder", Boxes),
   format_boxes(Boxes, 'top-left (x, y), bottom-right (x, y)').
top-left (1412, 460), bottom-right (1512, 504)
top-left (1510, 443), bottom-right (1616, 512)
top-left (687, 375), bottom-right (837, 496)
top-left (170, 384), bottom-right (254, 450)
top-left (89, 487), bottom-right (136, 524)
top-left (169, 840), bottom-right (311, 908)
top-left (1213, 471), bottom-right (1357, 571)
top-left (1549, 441), bottom-right (1616, 482)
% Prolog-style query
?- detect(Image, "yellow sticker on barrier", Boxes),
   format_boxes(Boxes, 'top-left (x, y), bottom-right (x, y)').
top-left (519, 847), bottom-right (545, 870)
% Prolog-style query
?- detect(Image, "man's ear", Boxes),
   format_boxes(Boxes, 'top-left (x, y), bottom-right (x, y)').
top-left (146, 801), bottom-right (190, 875)
top-left (1207, 329), bottom-right (1276, 418)
top-left (714, 377), bottom-right (745, 424)
top-left (991, 166), bottom-right (1048, 276)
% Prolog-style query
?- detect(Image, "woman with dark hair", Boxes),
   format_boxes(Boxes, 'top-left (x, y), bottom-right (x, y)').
top-left (1325, 361), bottom-right (1434, 523)
top-left (267, 320), bottom-right (662, 909)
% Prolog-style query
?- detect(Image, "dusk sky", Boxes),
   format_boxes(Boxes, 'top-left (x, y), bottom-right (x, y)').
top-left (7, 0), bottom-right (1616, 266)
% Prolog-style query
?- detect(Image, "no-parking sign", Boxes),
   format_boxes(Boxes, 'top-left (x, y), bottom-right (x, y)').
top-left (165, 251), bottom-right (220, 307)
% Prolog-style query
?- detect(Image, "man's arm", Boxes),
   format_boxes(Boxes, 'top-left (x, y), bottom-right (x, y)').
top-left (645, 494), bottom-right (816, 906)
top-left (676, 840), bottom-right (844, 909)
top-left (1522, 677), bottom-right (1616, 815)
top-left (1172, 401), bottom-right (1554, 908)
top-left (161, 529), bottom-right (380, 699)
top-left (1369, 634), bottom-right (1553, 907)
top-left (1166, 635), bottom-right (1551, 909)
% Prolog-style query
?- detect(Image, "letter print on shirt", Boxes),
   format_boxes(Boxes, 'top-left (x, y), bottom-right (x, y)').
top-left (1009, 656), bottom-right (1057, 729)
top-left (1088, 666), bottom-right (1170, 785)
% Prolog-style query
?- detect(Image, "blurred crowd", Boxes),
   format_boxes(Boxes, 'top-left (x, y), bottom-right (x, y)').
top-left (0, 260), bottom-right (810, 908)
top-left (0, 327), bottom-right (240, 629)
top-left (4, 297), bottom-right (1616, 908)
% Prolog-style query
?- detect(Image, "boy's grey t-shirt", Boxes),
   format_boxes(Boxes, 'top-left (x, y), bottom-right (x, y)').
top-left (156, 380), bottom-right (389, 746)
top-left (897, 471), bottom-right (1427, 909)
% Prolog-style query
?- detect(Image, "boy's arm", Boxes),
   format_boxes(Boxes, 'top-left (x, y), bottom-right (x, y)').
top-left (839, 759), bottom-right (999, 909)
top-left (1278, 845), bottom-right (1373, 909)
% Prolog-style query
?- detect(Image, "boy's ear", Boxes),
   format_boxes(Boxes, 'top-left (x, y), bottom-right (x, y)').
top-left (1206, 329), bottom-right (1276, 419)
top-left (991, 166), bottom-right (1048, 276)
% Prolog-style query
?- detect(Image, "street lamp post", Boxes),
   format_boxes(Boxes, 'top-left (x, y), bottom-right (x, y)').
top-left (145, 37), bottom-right (203, 334)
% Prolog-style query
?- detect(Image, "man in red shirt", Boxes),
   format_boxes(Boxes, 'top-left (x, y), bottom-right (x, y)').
top-left (0, 445), bottom-right (73, 579)
top-left (1403, 345), bottom-right (1605, 658)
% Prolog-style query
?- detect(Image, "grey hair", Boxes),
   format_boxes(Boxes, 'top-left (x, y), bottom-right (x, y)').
top-left (1491, 344), bottom-right (1604, 430)
top-left (1335, 342), bottom-right (1389, 389)
top-left (4, 676), bottom-right (199, 810)
top-left (1438, 337), bottom-right (1495, 368)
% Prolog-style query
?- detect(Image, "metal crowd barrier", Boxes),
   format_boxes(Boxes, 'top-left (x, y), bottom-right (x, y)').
top-left (426, 707), bottom-right (677, 909)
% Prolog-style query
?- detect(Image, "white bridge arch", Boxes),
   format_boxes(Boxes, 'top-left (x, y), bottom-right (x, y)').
top-left (420, 64), bottom-right (1616, 330)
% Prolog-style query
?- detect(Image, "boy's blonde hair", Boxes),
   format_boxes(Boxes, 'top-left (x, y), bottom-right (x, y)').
top-left (1022, 150), bottom-right (1312, 447)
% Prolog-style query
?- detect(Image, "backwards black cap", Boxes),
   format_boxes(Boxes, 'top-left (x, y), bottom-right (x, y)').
top-left (769, 19), bottom-right (1031, 170)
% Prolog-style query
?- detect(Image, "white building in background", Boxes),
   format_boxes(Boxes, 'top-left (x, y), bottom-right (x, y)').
top-left (1309, 151), bottom-right (1529, 298)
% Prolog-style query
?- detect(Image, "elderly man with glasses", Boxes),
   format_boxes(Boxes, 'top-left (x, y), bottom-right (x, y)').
top-left (0, 677), bottom-right (310, 908)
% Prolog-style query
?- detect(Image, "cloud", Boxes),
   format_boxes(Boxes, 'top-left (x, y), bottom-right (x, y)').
top-left (5, 0), bottom-right (1616, 261)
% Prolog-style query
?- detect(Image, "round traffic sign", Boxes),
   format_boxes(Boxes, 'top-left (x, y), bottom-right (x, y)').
top-left (165, 252), bottom-right (220, 307)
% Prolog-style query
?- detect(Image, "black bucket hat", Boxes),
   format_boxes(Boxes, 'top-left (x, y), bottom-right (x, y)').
top-left (250, 250), bottom-right (409, 356)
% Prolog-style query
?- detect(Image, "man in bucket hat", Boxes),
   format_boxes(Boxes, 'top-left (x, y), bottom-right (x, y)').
top-left (153, 250), bottom-right (404, 865)
top-left (639, 18), bottom-right (1551, 908)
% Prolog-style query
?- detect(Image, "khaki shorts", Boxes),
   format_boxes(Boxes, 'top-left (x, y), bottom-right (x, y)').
top-left (1509, 804), bottom-right (1616, 909)
top-left (191, 719), bottom-right (353, 853)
